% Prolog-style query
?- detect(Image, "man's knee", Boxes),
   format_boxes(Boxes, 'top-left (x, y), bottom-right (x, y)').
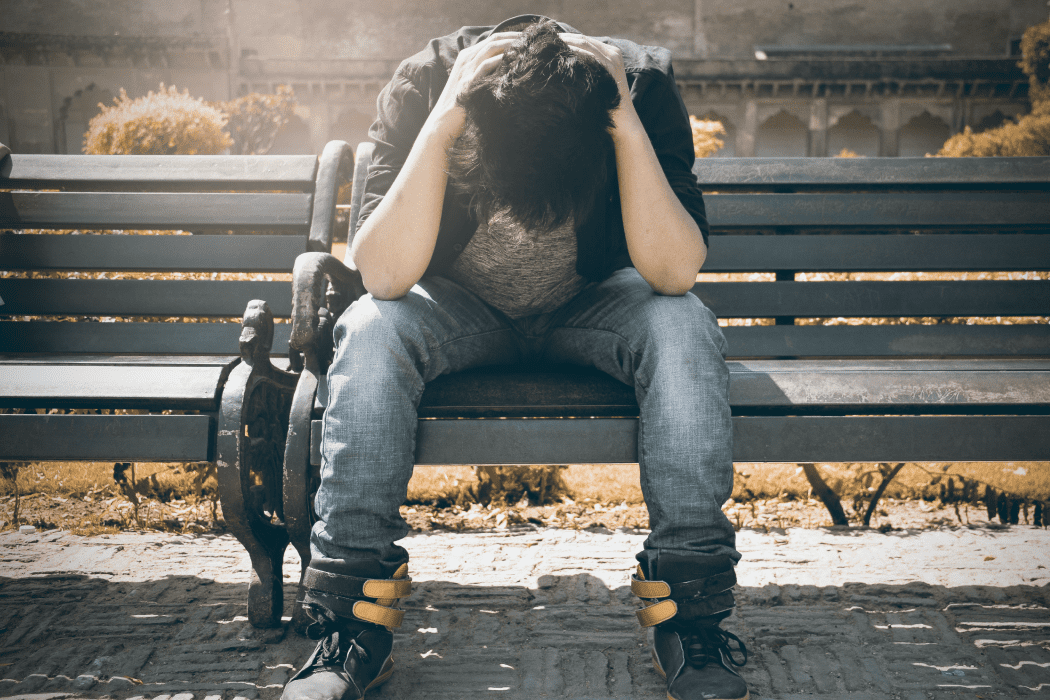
top-left (637, 293), bottom-right (727, 360)
top-left (334, 293), bottom-right (426, 350)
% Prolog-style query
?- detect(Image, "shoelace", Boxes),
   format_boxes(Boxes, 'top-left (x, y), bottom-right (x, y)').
top-left (305, 604), bottom-right (371, 670)
top-left (316, 631), bottom-right (371, 669)
top-left (677, 625), bottom-right (748, 670)
top-left (305, 603), bottom-right (340, 640)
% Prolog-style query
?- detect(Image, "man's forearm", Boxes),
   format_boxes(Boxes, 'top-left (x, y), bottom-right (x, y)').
top-left (612, 109), bottom-right (706, 296)
top-left (350, 33), bottom-right (520, 300)
top-left (350, 120), bottom-right (459, 300)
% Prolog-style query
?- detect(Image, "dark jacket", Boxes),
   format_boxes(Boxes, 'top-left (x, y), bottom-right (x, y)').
top-left (358, 15), bottom-right (708, 283)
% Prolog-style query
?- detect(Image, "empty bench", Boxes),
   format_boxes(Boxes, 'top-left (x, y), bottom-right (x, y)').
top-left (0, 140), bottom-right (354, 624)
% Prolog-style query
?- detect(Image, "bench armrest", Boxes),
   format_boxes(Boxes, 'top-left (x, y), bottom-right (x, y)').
top-left (290, 252), bottom-right (366, 364)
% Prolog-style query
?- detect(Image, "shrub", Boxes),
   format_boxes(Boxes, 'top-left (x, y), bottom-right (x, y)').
top-left (217, 85), bottom-right (297, 155)
top-left (938, 104), bottom-right (1050, 157)
top-left (938, 19), bottom-right (1050, 157)
top-left (84, 84), bottom-right (232, 155)
top-left (690, 116), bottom-right (726, 158)
top-left (1020, 18), bottom-right (1050, 104)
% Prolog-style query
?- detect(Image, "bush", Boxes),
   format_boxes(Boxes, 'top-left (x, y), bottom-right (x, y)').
top-left (84, 84), bottom-right (232, 155)
top-left (938, 19), bottom-right (1050, 157)
top-left (1020, 18), bottom-right (1050, 104)
top-left (938, 104), bottom-right (1050, 156)
top-left (217, 85), bottom-right (297, 155)
top-left (690, 116), bottom-right (726, 158)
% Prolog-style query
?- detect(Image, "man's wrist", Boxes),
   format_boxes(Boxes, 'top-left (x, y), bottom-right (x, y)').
top-left (424, 102), bottom-right (467, 145)
top-left (610, 105), bottom-right (647, 147)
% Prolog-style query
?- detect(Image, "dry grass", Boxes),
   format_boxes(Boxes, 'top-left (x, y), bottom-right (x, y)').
top-left (3, 460), bottom-right (1046, 535)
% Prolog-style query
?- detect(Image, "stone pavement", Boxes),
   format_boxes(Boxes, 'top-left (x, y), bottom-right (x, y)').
top-left (1, 524), bottom-right (1048, 699)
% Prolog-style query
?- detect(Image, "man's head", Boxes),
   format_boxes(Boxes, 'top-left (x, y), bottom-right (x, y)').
top-left (448, 20), bottom-right (621, 231)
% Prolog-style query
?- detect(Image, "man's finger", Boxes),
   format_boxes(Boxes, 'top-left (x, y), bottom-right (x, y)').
top-left (473, 54), bottom-right (505, 79)
top-left (566, 44), bottom-right (608, 65)
top-left (470, 36), bottom-right (519, 62)
top-left (485, 31), bottom-right (522, 42)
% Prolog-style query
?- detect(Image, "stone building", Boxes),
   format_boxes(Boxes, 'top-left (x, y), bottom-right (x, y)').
top-left (1, 1), bottom-right (1047, 156)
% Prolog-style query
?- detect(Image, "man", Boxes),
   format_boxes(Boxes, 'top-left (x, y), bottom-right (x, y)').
top-left (283, 15), bottom-right (747, 700)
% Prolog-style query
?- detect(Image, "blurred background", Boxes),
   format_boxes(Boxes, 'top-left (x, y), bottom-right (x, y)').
top-left (2, 0), bottom-right (1048, 157)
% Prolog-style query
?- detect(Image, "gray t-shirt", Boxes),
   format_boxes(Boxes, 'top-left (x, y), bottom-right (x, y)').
top-left (445, 208), bottom-right (589, 319)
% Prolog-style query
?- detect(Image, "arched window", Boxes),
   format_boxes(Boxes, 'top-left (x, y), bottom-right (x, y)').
top-left (755, 110), bottom-right (807, 157)
top-left (827, 110), bottom-right (879, 157)
top-left (973, 110), bottom-right (1010, 133)
top-left (899, 111), bottom-right (950, 157)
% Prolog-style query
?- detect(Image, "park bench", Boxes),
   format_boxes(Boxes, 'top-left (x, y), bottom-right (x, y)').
top-left (244, 143), bottom-right (1050, 631)
top-left (0, 140), bottom-right (353, 621)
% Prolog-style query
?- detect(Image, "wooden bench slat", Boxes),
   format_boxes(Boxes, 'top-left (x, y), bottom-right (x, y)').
top-left (0, 321), bottom-right (291, 355)
top-left (722, 324), bottom-right (1050, 358)
top-left (309, 415), bottom-right (1050, 465)
top-left (415, 361), bottom-right (1050, 418)
top-left (0, 414), bottom-right (214, 461)
top-left (0, 353), bottom-right (238, 365)
top-left (1, 279), bottom-right (293, 317)
top-left (703, 233), bottom-right (1050, 272)
top-left (705, 192), bottom-right (1050, 228)
top-left (732, 415), bottom-right (1050, 462)
top-left (693, 280), bottom-right (1049, 317)
top-left (0, 192), bottom-right (313, 229)
top-left (3, 154), bottom-right (318, 189)
top-left (693, 156), bottom-right (1050, 188)
top-left (1, 233), bottom-right (306, 272)
top-left (0, 362), bottom-right (234, 410)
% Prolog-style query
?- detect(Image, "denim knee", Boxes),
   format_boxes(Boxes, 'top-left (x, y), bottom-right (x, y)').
top-left (633, 293), bottom-right (728, 363)
top-left (335, 295), bottom-right (411, 350)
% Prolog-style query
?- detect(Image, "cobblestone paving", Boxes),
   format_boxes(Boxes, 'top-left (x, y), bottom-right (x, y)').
top-left (1, 525), bottom-right (1048, 699)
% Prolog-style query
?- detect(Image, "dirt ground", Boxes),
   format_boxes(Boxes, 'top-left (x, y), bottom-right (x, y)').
top-left (2, 487), bottom-right (1020, 538)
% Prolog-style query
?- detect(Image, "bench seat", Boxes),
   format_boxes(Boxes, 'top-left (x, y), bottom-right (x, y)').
top-left (306, 359), bottom-right (1050, 465)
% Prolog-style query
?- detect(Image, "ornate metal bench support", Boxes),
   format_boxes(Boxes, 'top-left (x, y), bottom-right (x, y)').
top-left (218, 300), bottom-right (299, 628)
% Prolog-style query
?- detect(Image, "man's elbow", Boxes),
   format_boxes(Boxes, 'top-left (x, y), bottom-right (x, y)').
top-left (652, 275), bottom-right (698, 296)
top-left (649, 250), bottom-right (704, 296)
top-left (359, 271), bottom-right (411, 301)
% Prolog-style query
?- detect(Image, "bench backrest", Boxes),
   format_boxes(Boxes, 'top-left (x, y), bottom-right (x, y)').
top-left (345, 144), bottom-right (1048, 360)
top-left (689, 157), bottom-right (1050, 359)
top-left (1, 141), bottom-right (353, 357)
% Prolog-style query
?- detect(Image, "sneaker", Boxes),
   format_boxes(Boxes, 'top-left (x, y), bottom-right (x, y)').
top-left (653, 620), bottom-right (749, 700)
top-left (282, 623), bottom-right (394, 700)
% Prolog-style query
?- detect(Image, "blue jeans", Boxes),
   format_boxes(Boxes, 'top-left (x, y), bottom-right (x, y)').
top-left (312, 267), bottom-right (738, 572)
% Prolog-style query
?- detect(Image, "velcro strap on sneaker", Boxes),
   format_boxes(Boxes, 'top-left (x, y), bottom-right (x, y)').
top-left (666, 569), bottom-right (737, 601)
top-left (303, 567), bottom-right (412, 601)
top-left (675, 590), bottom-right (736, 619)
top-left (630, 568), bottom-right (735, 603)
top-left (362, 578), bottom-right (413, 599)
top-left (353, 600), bottom-right (406, 628)
top-left (631, 576), bottom-right (671, 599)
top-left (636, 599), bottom-right (677, 627)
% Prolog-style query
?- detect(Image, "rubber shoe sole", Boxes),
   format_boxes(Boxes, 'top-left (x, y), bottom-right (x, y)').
top-left (651, 649), bottom-right (749, 700)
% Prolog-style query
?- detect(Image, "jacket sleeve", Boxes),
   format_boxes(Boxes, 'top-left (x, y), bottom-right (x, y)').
top-left (630, 63), bottom-right (710, 246)
top-left (355, 64), bottom-right (432, 234)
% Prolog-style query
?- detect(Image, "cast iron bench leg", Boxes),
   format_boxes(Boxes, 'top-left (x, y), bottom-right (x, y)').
top-left (217, 300), bottom-right (298, 628)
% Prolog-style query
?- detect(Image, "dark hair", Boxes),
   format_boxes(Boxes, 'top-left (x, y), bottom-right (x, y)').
top-left (447, 20), bottom-right (621, 231)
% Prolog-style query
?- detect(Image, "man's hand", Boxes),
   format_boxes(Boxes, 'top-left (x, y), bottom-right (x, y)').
top-left (431, 32), bottom-right (521, 138)
top-left (559, 34), bottom-right (633, 121)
